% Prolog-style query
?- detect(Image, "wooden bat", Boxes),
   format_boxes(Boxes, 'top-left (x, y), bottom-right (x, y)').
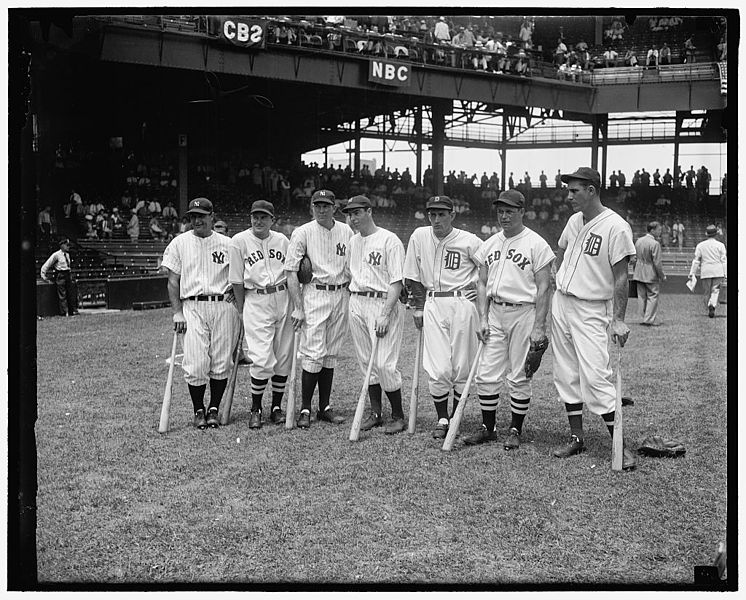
top-left (285, 332), bottom-right (300, 429)
top-left (611, 346), bottom-right (624, 471)
top-left (158, 331), bottom-right (179, 434)
top-left (442, 342), bottom-right (484, 451)
top-left (407, 328), bottom-right (423, 434)
top-left (218, 324), bottom-right (244, 426)
top-left (349, 335), bottom-right (381, 442)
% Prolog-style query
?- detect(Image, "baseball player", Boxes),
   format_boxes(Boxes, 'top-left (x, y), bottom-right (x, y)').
top-left (403, 195), bottom-right (482, 439)
top-left (688, 224), bottom-right (727, 318)
top-left (551, 167), bottom-right (636, 470)
top-left (285, 189), bottom-right (354, 428)
top-left (342, 195), bottom-right (407, 434)
top-left (229, 200), bottom-right (293, 428)
top-left (465, 190), bottom-right (555, 449)
top-left (161, 197), bottom-right (241, 429)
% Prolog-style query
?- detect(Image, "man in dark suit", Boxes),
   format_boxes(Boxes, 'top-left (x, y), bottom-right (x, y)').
top-left (630, 221), bottom-right (666, 326)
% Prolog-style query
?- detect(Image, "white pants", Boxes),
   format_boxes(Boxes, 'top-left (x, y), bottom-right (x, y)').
top-left (243, 289), bottom-right (294, 381)
top-left (348, 294), bottom-right (403, 391)
top-left (300, 286), bottom-right (349, 372)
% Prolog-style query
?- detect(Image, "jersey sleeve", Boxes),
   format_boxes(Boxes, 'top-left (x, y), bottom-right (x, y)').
top-left (533, 236), bottom-right (556, 272)
top-left (386, 234), bottom-right (405, 284)
top-left (608, 220), bottom-right (636, 265)
top-left (284, 226), bottom-right (307, 272)
top-left (557, 219), bottom-right (571, 250)
top-left (228, 238), bottom-right (244, 285)
top-left (403, 230), bottom-right (421, 282)
top-left (473, 239), bottom-right (488, 266)
top-left (160, 238), bottom-right (181, 274)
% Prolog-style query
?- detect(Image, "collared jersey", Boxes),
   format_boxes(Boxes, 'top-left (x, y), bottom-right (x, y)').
top-left (403, 226), bottom-right (481, 291)
top-left (228, 229), bottom-right (289, 290)
top-left (555, 209), bottom-right (635, 301)
top-left (285, 219), bottom-right (353, 285)
top-left (348, 227), bottom-right (405, 293)
top-left (474, 227), bottom-right (555, 304)
top-left (161, 230), bottom-right (233, 298)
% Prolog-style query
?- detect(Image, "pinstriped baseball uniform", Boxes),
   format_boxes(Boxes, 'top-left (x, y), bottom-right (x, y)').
top-left (285, 219), bottom-right (353, 372)
top-left (474, 228), bottom-right (555, 400)
top-left (403, 226), bottom-right (482, 397)
top-left (161, 231), bottom-right (240, 385)
top-left (552, 209), bottom-right (635, 415)
top-left (228, 229), bottom-right (293, 381)
top-left (348, 227), bottom-right (405, 391)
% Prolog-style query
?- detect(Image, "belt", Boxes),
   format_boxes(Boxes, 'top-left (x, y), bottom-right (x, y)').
top-left (427, 290), bottom-right (465, 298)
top-left (183, 294), bottom-right (224, 302)
top-left (252, 283), bottom-right (287, 295)
top-left (315, 283), bottom-right (349, 291)
top-left (492, 300), bottom-right (531, 307)
top-left (351, 291), bottom-right (387, 299)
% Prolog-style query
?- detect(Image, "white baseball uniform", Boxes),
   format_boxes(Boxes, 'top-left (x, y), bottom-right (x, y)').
top-left (348, 227), bottom-right (405, 391)
top-left (551, 209), bottom-right (635, 415)
top-left (228, 229), bottom-right (293, 382)
top-left (285, 219), bottom-right (353, 372)
top-left (475, 227), bottom-right (555, 404)
top-left (161, 231), bottom-right (240, 385)
top-left (403, 226), bottom-right (482, 397)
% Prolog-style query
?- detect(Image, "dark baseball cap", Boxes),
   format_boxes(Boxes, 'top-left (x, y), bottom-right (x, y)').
top-left (186, 197), bottom-right (213, 215)
top-left (706, 224), bottom-right (718, 236)
top-left (560, 167), bottom-right (601, 189)
top-left (341, 195), bottom-right (372, 212)
top-left (494, 189), bottom-right (525, 208)
top-left (58, 237), bottom-right (70, 246)
top-left (426, 195), bottom-right (454, 211)
top-left (311, 189), bottom-right (335, 204)
top-left (250, 200), bottom-right (275, 217)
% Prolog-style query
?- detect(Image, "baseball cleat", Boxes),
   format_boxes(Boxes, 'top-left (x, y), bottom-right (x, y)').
top-left (317, 407), bottom-right (345, 424)
top-left (360, 412), bottom-right (383, 431)
top-left (270, 408), bottom-right (285, 424)
top-left (622, 447), bottom-right (637, 470)
top-left (504, 427), bottom-right (521, 450)
top-left (249, 410), bottom-right (262, 429)
top-left (552, 434), bottom-right (585, 458)
top-left (193, 409), bottom-right (207, 430)
top-left (206, 407), bottom-right (220, 428)
top-left (463, 425), bottom-right (496, 445)
top-left (296, 410), bottom-right (311, 429)
top-left (432, 420), bottom-right (449, 439)
top-left (384, 418), bottom-right (406, 435)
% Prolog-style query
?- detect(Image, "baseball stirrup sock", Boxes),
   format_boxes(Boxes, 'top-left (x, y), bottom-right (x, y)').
top-left (368, 383), bottom-right (383, 416)
top-left (433, 394), bottom-right (449, 420)
top-left (564, 402), bottom-right (584, 438)
top-left (271, 374), bottom-right (288, 409)
top-left (301, 370), bottom-right (320, 411)
top-left (188, 383), bottom-right (207, 413)
top-left (602, 411), bottom-right (615, 436)
top-left (451, 389), bottom-right (462, 418)
top-left (510, 397), bottom-right (530, 433)
top-left (479, 393), bottom-right (499, 431)
top-left (386, 388), bottom-right (404, 420)
top-left (208, 378), bottom-right (228, 410)
top-left (251, 377), bottom-right (269, 411)
top-left (317, 367), bottom-right (334, 411)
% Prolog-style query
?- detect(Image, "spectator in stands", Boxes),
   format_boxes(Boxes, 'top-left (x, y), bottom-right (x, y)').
top-left (640, 169), bottom-right (651, 188)
top-left (127, 208), bottom-right (139, 242)
top-left (660, 220), bottom-right (672, 248)
top-left (514, 50), bottom-right (529, 76)
top-left (508, 172), bottom-right (515, 189)
top-left (539, 170), bottom-right (547, 189)
top-left (163, 201), bottom-right (178, 221)
top-left (659, 42), bottom-right (671, 65)
top-left (110, 208), bottom-right (124, 238)
top-left (414, 208), bottom-right (426, 221)
top-left (672, 217), bottom-right (685, 250)
top-left (685, 165), bottom-right (696, 189)
top-left (434, 16), bottom-right (450, 42)
top-left (89, 197), bottom-right (104, 216)
top-left (624, 47), bottom-right (638, 67)
top-left (179, 216), bottom-right (190, 234)
top-left (148, 197), bottom-right (162, 215)
top-left (213, 220), bottom-right (228, 235)
top-left (555, 169), bottom-right (562, 188)
top-left (618, 169), bottom-right (626, 188)
top-left (717, 34), bottom-right (727, 61)
top-left (84, 214), bottom-right (98, 240)
top-left (554, 38), bottom-right (567, 66)
top-left (603, 46), bottom-right (619, 67)
top-left (40, 237), bottom-right (79, 317)
top-left (519, 17), bottom-right (534, 49)
top-left (149, 214), bottom-right (166, 241)
top-left (38, 205), bottom-right (53, 246)
top-left (98, 210), bottom-right (112, 240)
top-left (653, 169), bottom-right (661, 186)
top-left (609, 171), bottom-right (618, 188)
top-left (648, 17), bottom-right (662, 32)
top-left (684, 35), bottom-right (696, 63)
top-left (662, 168), bottom-right (673, 188)
top-left (134, 196), bottom-right (148, 216)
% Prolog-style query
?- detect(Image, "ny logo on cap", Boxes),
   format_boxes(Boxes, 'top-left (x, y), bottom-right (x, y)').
top-left (319, 191), bottom-right (327, 196)
top-left (194, 200), bottom-right (201, 206)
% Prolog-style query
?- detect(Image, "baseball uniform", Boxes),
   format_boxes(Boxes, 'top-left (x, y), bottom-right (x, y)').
top-left (229, 226), bottom-right (293, 423)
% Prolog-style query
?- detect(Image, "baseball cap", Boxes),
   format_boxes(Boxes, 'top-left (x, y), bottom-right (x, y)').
top-left (58, 238), bottom-right (70, 246)
top-left (426, 195), bottom-right (454, 211)
top-left (341, 195), bottom-right (372, 212)
top-left (494, 189), bottom-right (525, 208)
top-left (186, 197), bottom-right (213, 215)
top-left (311, 189), bottom-right (335, 204)
top-left (560, 167), bottom-right (601, 189)
top-left (85, 214), bottom-right (93, 220)
top-left (250, 200), bottom-right (275, 217)
top-left (706, 224), bottom-right (718, 236)
top-left (112, 207), bottom-right (119, 212)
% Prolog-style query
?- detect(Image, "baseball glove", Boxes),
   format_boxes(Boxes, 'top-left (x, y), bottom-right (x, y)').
top-left (524, 336), bottom-right (549, 379)
top-left (297, 255), bottom-right (313, 285)
top-left (637, 435), bottom-right (686, 458)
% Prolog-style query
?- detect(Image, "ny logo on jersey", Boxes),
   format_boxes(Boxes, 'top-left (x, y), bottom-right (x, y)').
top-left (583, 233), bottom-right (602, 257)
top-left (368, 251), bottom-right (382, 266)
top-left (444, 250), bottom-right (461, 270)
top-left (212, 250), bottom-right (226, 264)
top-left (336, 243), bottom-right (346, 257)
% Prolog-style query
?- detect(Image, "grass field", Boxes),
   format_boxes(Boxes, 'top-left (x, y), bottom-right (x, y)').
top-left (35, 292), bottom-right (729, 588)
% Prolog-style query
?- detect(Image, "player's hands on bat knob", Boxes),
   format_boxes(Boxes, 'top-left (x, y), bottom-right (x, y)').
top-left (610, 319), bottom-right (629, 347)
top-left (413, 309), bottom-right (424, 330)
top-left (173, 311), bottom-right (187, 333)
top-left (375, 312), bottom-right (390, 338)
top-left (476, 317), bottom-right (490, 342)
top-left (291, 307), bottom-right (306, 331)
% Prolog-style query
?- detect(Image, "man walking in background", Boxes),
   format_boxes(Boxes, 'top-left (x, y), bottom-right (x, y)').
top-left (688, 224), bottom-right (727, 318)
top-left (631, 221), bottom-right (666, 326)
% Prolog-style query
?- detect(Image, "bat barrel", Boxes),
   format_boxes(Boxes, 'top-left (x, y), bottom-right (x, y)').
top-left (349, 335), bottom-right (379, 442)
top-left (442, 342), bottom-right (484, 451)
top-left (285, 332), bottom-right (299, 430)
top-left (158, 331), bottom-right (179, 434)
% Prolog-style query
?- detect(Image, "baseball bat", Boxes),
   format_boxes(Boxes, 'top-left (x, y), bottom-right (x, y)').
top-left (158, 331), bottom-right (179, 434)
top-left (442, 341), bottom-right (484, 452)
top-left (611, 346), bottom-right (624, 471)
top-left (349, 335), bottom-right (381, 442)
top-left (218, 324), bottom-right (244, 426)
top-left (285, 332), bottom-right (300, 429)
top-left (407, 328), bottom-right (423, 434)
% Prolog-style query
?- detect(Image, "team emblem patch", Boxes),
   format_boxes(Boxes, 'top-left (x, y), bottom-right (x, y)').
top-left (212, 250), bottom-right (226, 264)
top-left (444, 250), bottom-right (461, 270)
top-left (583, 233), bottom-right (602, 257)
top-left (368, 251), bottom-right (382, 266)
top-left (336, 243), bottom-right (346, 257)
